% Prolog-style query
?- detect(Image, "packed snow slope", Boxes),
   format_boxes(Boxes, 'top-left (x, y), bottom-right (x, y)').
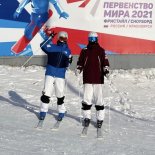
top-left (0, 66), bottom-right (155, 155)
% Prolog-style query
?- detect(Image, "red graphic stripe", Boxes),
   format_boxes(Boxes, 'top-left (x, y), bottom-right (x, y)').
top-left (79, 0), bottom-right (90, 7)
top-left (66, 0), bottom-right (90, 7)
top-left (66, 0), bottom-right (83, 3)
top-left (50, 27), bottom-right (155, 54)
top-left (100, 34), bottom-right (155, 54)
top-left (48, 9), bottom-right (53, 17)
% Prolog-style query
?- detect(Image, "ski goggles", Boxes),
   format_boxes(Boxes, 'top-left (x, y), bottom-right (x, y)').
top-left (59, 37), bottom-right (68, 42)
top-left (88, 37), bottom-right (98, 42)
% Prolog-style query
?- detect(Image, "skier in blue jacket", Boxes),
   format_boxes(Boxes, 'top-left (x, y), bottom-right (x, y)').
top-left (37, 30), bottom-right (72, 128)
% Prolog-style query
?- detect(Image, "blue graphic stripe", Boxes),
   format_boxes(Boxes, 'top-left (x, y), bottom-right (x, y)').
top-left (78, 43), bottom-right (87, 49)
top-left (0, 19), bottom-right (28, 28)
top-left (0, 42), bottom-right (33, 56)
top-left (106, 51), bottom-right (117, 55)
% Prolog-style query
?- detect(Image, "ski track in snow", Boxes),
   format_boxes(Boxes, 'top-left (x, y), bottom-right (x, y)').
top-left (0, 66), bottom-right (155, 155)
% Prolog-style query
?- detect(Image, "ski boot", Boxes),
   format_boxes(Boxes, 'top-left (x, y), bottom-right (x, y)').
top-left (57, 113), bottom-right (65, 121)
top-left (97, 120), bottom-right (103, 139)
top-left (81, 118), bottom-right (90, 137)
top-left (52, 113), bottom-right (65, 130)
top-left (36, 112), bottom-right (46, 129)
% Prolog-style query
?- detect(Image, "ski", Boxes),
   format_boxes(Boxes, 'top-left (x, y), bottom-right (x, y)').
top-left (51, 121), bottom-right (61, 131)
top-left (97, 128), bottom-right (103, 139)
top-left (35, 120), bottom-right (44, 129)
top-left (81, 127), bottom-right (88, 137)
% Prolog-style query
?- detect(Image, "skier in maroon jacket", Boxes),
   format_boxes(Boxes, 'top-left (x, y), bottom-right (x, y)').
top-left (76, 32), bottom-right (110, 137)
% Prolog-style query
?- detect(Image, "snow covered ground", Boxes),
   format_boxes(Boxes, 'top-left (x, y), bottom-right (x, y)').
top-left (0, 65), bottom-right (155, 155)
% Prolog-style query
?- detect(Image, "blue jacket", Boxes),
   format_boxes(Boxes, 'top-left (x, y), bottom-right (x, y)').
top-left (40, 38), bottom-right (71, 79)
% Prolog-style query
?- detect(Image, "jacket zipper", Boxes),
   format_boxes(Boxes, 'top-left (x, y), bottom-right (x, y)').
top-left (57, 48), bottom-right (63, 67)
top-left (98, 56), bottom-right (101, 72)
top-left (84, 57), bottom-right (88, 67)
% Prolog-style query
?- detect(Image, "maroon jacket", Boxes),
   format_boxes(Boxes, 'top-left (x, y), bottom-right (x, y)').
top-left (77, 43), bottom-right (109, 84)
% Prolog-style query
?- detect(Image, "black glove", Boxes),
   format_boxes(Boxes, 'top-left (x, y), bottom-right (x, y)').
top-left (104, 66), bottom-right (110, 78)
top-left (69, 56), bottom-right (73, 64)
top-left (49, 31), bottom-right (57, 39)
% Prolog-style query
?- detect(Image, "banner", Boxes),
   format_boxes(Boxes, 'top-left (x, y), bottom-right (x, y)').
top-left (0, 0), bottom-right (155, 56)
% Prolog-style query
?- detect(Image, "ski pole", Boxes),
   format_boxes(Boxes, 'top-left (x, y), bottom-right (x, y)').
top-left (107, 78), bottom-right (131, 113)
top-left (21, 28), bottom-right (57, 68)
top-left (78, 84), bottom-right (82, 124)
top-left (77, 75), bottom-right (83, 124)
top-left (21, 36), bottom-right (52, 67)
top-left (75, 72), bottom-right (83, 124)
top-left (108, 102), bottom-right (111, 133)
top-left (102, 83), bottom-right (111, 133)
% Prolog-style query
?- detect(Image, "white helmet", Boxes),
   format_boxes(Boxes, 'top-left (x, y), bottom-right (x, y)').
top-left (88, 31), bottom-right (98, 42)
top-left (88, 32), bottom-right (98, 38)
top-left (58, 31), bottom-right (68, 42)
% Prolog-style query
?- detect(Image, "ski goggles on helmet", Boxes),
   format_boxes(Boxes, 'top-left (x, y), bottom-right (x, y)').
top-left (88, 37), bottom-right (98, 42)
top-left (59, 37), bottom-right (68, 42)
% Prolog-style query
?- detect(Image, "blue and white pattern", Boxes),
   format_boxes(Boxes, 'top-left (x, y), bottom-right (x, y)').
top-left (0, 0), bottom-right (32, 56)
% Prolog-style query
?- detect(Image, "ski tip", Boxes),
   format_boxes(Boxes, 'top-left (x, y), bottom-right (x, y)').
top-left (51, 121), bottom-right (61, 131)
top-left (80, 134), bottom-right (87, 138)
top-left (34, 126), bottom-right (43, 130)
top-left (51, 128), bottom-right (59, 131)
top-left (97, 133), bottom-right (104, 140)
top-left (11, 45), bottom-right (22, 54)
top-left (35, 120), bottom-right (44, 130)
top-left (97, 136), bottom-right (103, 140)
top-left (11, 46), bottom-right (18, 54)
top-left (11, 35), bottom-right (30, 54)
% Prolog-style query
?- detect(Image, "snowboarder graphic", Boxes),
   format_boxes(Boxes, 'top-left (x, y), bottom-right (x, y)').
top-left (36, 30), bottom-right (72, 129)
top-left (76, 31), bottom-right (110, 138)
top-left (12, 0), bottom-right (69, 54)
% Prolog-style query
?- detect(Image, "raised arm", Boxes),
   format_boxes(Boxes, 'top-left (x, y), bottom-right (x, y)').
top-left (40, 29), bottom-right (57, 53)
top-left (50, 0), bottom-right (69, 19)
top-left (13, 0), bottom-right (30, 18)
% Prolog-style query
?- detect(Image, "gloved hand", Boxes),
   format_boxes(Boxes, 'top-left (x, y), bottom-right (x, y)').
top-left (13, 11), bottom-right (20, 19)
top-left (68, 55), bottom-right (73, 64)
top-left (75, 69), bottom-right (83, 87)
top-left (59, 12), bottom-right (69, 19)
top-left (104, 66), bottom-right (110, 79)
top-left (75, 69), bottom-right (81, 77)
top-left (49, 31), bottom-right (57, 39)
